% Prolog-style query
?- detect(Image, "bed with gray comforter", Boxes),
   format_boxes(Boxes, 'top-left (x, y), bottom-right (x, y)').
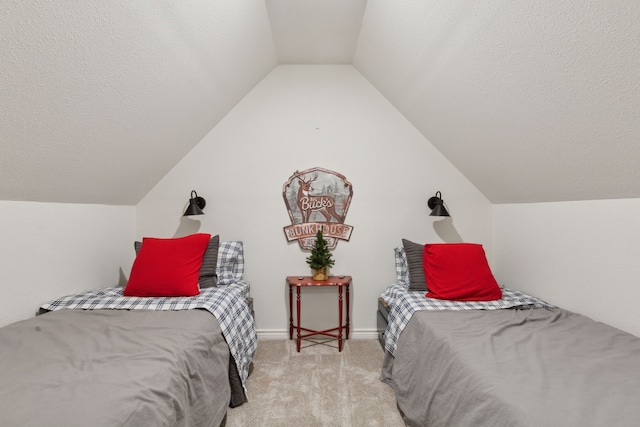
top-left (0, 309), bottom-right (232, 427)
top-left (382, 307), bottom-right (640, 427)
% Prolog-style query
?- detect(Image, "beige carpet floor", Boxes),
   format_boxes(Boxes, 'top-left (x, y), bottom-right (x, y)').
top-left (226, 339), bottom-right (405, 427)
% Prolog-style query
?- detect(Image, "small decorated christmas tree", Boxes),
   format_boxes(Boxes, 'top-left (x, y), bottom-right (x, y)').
top-left (306, 228), bottom-right (335, 280)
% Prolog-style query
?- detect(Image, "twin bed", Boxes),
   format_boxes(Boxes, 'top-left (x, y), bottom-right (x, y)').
top-left (0, 236), bottom-right (255, 427)
top-left (379, 241), bottom-right (640, 427)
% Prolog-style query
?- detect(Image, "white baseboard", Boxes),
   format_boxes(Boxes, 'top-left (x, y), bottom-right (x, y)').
top-left (257, 328), bottom-right (379, 340)
top-left (255, 330), bottom-right (288, 340)
top-left (349, 329), bottom-right (379, 340)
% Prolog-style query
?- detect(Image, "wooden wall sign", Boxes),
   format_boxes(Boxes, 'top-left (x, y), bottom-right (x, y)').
top-left (283, 167), bottom-right (354, 250)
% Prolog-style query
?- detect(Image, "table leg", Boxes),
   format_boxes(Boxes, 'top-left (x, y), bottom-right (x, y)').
top-left (338, 286), bottom-right (343, 352)
top-left (296, 287), bottom-right (301, 352)
top-left (346, 283), bottom-right (350, 340)
top-left (288, 284), bottom-right (293, 340)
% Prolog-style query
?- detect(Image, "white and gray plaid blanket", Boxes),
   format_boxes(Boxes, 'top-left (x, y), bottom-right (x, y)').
top-left (382, 284), bottom-right (555, 355)
top-left (40, 281), bottom-right (256, 391)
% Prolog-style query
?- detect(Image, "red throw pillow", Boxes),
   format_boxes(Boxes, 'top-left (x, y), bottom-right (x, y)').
top-left (124, 233), bottom-right (211, 297)
top-left (423, 243), bottom-right (502, 301)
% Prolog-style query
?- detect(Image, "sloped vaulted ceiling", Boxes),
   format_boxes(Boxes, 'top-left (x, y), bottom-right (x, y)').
top-left (1, 0), bottom-right (278, 205)
top-left (354, 1), bottom-right (640, 203)
top-left (1, 0), bottom-right (639, 205)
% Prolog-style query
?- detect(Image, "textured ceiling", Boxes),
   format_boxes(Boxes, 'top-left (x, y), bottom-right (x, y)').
top-left (0, 0), bottom-right (278, 205)
top-left (354, 1), bottom-right (640, 203)
top-left (1, 0), bottom-right (639, 205)
top-left (266, 0), bottom-right (367, 64)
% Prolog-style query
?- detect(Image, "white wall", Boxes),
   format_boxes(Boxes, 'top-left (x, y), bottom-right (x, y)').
top-left (136, 65), bottom-right (492, 337)
top-left (494, 199), bottom-right (640, 338)
top-left (0, 201), bottom-right (135, 327)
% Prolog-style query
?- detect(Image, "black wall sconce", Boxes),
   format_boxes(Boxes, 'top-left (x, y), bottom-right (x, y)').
top-left (183, 190), bottom-right (206, 216)
top-left (428, 191), bottom-right (450, 217)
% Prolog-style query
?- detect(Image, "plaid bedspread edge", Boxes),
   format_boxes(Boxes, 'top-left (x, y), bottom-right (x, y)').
top-left (382, 284), bottom-right (555, 356)
top-left (39, 282), bottom-right (257, 392)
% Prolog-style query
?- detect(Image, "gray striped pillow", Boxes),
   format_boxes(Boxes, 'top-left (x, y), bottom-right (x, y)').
top-left (402, 238), bottom-right (427, 291)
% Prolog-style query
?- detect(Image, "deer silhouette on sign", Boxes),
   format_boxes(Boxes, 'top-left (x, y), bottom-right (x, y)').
top-left (296, 172), bottom-right (343, 223)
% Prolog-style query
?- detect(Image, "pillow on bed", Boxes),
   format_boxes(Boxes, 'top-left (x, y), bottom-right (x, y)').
top-left (124, 233), bottom-right (211, 297)
top-left (394, 246), bottom-right (409, 285)
top-left (423, 243), bottom-right (502, 301)
top-left (135, 234), bottom-right (220, 288)
top-left (402, 239), bottom-right (428, 291)
top-left (217, 241), bottom-right (244, 285)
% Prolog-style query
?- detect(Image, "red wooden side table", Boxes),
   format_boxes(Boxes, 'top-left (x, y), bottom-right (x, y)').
top-left (286, 275), bottom-right (352, 352)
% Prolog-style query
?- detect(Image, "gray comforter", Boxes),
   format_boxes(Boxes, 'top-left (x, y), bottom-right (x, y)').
top-left (382, 308), bottom-right (640, 427)
top-left (0, 309), bottom-right (231, 427)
